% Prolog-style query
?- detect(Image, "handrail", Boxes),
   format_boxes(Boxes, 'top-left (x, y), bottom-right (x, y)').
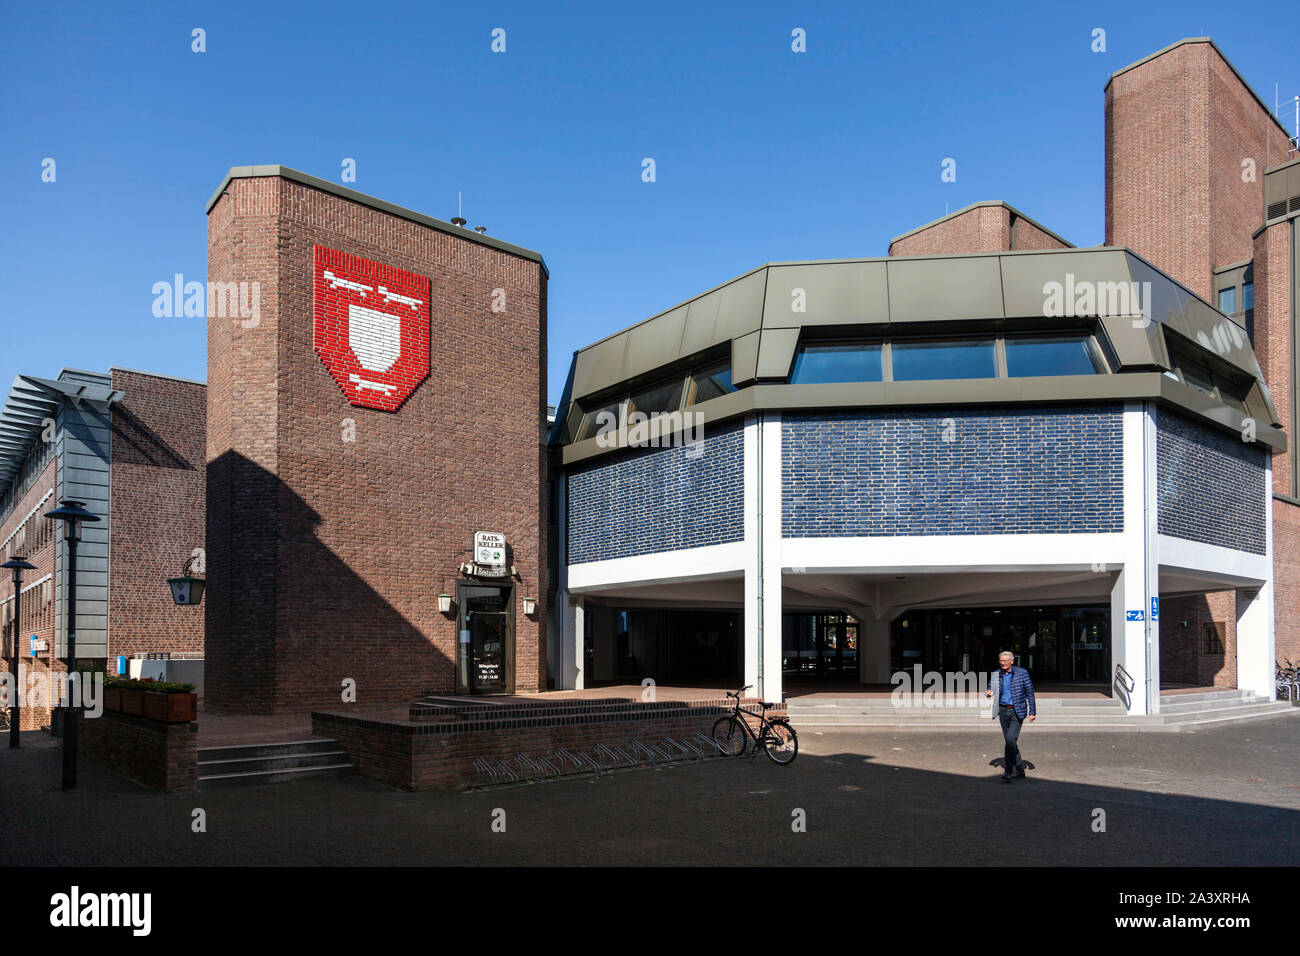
top-left (1113, 664), bottom-right (1135, 709)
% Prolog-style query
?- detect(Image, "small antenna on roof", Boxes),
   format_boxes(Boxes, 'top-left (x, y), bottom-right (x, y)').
top-left (451, 190), bottom-right (467, 227)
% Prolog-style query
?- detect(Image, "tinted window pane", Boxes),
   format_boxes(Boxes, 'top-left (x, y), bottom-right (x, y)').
top-left (577, 401), bottom-right (621, 441)
top-left (690, 362), bottom-right (736, 403)
top-left (790, 343), bottom-right (883, 384)
top-left (1178, 359), bottom-right (1216, 397)
top-left (1217, 287), bottom-right (1237, 314)
top-left (627, 378), bottom-right (684, 418)
top-left (1242, 282), bottom-right (1254, 311)
top-left (1005, 336), bottom-right (1104, 377)
top-left (890, 339), bottom-right (995, 381)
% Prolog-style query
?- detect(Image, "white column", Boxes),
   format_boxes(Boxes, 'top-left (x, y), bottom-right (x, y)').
top-left (1114, 401), bottom-right (1159, 714)
top-left (743, 413), bottom-right (784, 701)
top-left (760, 415), bottom-right (783, 702)
top-left (552, 472), bottom-right (584, 690)
top-left (556, 596), bottom-right (584, 690)
top-left (742, 415), bottom-right (761, 694)
top-left (1238, 459), bottom-right (1276, 697)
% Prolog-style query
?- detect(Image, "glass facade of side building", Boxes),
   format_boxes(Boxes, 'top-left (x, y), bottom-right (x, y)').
top-left (547, 247), bottom-right (1282, 714)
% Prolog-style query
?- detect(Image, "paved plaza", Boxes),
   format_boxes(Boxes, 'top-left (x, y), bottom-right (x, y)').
top-left (1, 716), bottom-right (1297, 866)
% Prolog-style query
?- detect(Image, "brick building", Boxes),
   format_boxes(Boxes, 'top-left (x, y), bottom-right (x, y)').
top-left (204, 166), bottom-right (549, 714)
top-left (0, 368), bottom-right (206, 729)
top-left (546, 36), bottom-right (1298, 714)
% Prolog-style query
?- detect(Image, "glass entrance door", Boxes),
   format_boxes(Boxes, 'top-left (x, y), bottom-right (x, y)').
top-left (457, 584), bottom-right (514, 694)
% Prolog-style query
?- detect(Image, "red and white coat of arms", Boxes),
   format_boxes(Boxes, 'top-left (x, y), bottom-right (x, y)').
top-left (313, 245), bottom-right (431, 411)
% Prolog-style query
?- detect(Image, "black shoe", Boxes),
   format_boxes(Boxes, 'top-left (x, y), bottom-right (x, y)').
top-left (1012, 769), bottom-right (1026, 779)
top-left (1001, 771), bottom-right (1013, 780)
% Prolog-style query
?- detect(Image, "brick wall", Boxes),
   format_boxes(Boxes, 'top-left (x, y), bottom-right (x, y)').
top-left (781, 406), bottom-right (1123, 536)
top-left (1106, 40), bottom-right (1294, 299)
top-left (1158, 592), bottom-right (1238, 687)
top-left (78, 708), bottom-right (198, 792)
top-left (206, 174), bottom-right (548, 713)
top-left (1155, 408), bottom-right (1267, 555)
top-left (888, 204), bottom-right (1070, 257)
top-left (0, 455), bottom-right (58, 729)
top-left (313, 695), bottom-right (769, 790)
top-left (108, 370), bottom-right (206, 660)
top-left (566, 419), bottom-right (743, 563)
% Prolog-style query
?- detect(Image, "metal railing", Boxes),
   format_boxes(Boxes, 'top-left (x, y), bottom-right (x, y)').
top-left (1113, 663), bottom-right (1135, 710)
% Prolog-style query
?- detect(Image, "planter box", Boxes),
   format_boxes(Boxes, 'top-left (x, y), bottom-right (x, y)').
top-left (121, 689), bottom-right (145, 716)
top-left (103, 687), bottom-right (123, 713)
top-left (143, 691), bottom-right (196, 724)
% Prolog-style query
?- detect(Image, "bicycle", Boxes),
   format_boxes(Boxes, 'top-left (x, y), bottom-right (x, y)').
top-left (711, 685), bottom-right (798, 765)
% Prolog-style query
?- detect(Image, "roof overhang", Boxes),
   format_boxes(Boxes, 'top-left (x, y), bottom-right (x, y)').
top-left (0, 374), bottom-right (122, 488)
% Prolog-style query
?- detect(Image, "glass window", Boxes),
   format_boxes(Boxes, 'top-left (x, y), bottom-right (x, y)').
top-left (1216, 376), bottom-right (1250, 413)
top-left (627, 378), bottom-right (684, 419)
top-left (1005, 335), bottom-right (1106, 377)
top-left (1177, 356), bottom-right (1217, 398)
top-left (1217, 286), bottom-right (1237, 314)
top-left (1242, 282), bottom-right (1254, 311)
top-left (891, 338), bottom-right (996, 381)
top-left (687, 362), bottom-right (736, 404)
top-left (577, 400), bottom-right (622, 441)
top-left (789, 342), bottom-right (883, 384)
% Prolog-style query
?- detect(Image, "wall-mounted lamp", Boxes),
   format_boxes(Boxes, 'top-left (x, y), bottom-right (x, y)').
top-left (522, 596), bottom-right (537, 617)
top-left (438, 593), bottom-right (454, 615)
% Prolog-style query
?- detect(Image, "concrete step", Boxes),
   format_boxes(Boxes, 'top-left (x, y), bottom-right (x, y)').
top-left (197, 738), bottom-right (355, 789)
top-left (198, 738), bottom-right (342, 762)
top-left (791, 700), bottom-right (1299, 732)
top-left (1157, 696), bottom-right (1271, 715)
top-left (197, 763), bottom-right (357, 788)
top-left (1159, 689), bottom-right (1255, 704)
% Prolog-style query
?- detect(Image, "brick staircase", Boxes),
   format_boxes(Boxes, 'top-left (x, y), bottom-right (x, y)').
top-left (197, 739), bottom-right (355, 789)
top-left (786, 688), bottom-right (1297, 732)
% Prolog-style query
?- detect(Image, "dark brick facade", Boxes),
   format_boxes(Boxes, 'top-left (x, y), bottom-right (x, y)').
top-left (206, 173), bottom-right (548, 714)
top-left (781, 406), bottom-right (1123, 537)
top-left (1155, 408), bottom-right (1267, 555)
top-left (108, 369), bottom-right (207, 659)
top-left (566, 419), bottom-right (743, 564)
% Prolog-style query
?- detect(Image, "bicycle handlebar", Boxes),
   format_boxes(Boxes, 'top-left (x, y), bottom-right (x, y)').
top-left (726, 685), bottom-right (754, 699)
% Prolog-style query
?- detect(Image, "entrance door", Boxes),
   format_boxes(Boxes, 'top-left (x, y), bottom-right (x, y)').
top-left (456, 584), bottom-right (515, 694)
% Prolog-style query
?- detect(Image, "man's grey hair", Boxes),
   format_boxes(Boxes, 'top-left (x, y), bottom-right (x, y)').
top-left (998, 651), bottom-right (1015, 660)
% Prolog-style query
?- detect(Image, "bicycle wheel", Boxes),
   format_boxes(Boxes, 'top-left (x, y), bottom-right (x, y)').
top-left (711, 716), bottom-right (747, 756)
top-left (762, 721), bottom-right (798, 765)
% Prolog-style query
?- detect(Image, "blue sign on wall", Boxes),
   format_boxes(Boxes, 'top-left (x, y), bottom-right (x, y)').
top-left (1151, 597), bottom-right (1160, 621)
top-left (1126, 610), bottom-right (1145, 622)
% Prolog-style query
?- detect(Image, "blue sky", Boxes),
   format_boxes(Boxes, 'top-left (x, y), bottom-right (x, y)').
top-left (2, 1), bottom-right (1298, 405)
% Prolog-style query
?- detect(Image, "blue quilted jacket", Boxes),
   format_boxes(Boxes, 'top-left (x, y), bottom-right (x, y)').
top-left (989, 666), bottom-right (1036, 719)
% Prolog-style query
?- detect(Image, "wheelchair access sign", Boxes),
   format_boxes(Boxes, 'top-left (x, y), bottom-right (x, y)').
top-left (1125, 609), bottom-right (1145, 622)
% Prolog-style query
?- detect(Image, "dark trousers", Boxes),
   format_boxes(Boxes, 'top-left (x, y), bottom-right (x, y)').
top-left (998, 706), bottom-right (1023, 773)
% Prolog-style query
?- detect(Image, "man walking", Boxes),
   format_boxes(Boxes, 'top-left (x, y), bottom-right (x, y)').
top-left (986, 651), bottom-right (1036, 780)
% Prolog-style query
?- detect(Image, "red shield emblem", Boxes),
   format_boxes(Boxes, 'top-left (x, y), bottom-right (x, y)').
top-left (313, 245), bottom-right (431, 411)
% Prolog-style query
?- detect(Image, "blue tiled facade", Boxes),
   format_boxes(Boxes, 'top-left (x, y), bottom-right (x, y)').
top-left (566, 421), bottom-right (744, 564)
top-left (1156, 409), bottom-right (1266, 555)
top-left (781, 406), bottom-right (1124, 537)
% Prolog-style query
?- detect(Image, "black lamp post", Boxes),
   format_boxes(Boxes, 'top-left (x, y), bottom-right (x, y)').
top-left (45, 500), bottom-right (99, 791)
top-left (1, 556), bottom-right (36, 749)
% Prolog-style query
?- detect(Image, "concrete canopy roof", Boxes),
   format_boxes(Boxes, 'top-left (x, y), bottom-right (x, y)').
top-left (553, 246), bottom-right (1282, 458)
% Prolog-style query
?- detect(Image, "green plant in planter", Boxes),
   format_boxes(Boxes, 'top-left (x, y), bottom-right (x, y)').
top-left (105, 677), bottom-right (196, 694)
